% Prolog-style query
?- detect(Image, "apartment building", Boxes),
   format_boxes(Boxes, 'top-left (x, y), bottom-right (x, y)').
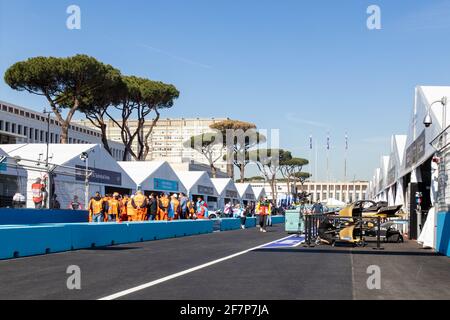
top-left (0, 100), bottom-right (126, 161)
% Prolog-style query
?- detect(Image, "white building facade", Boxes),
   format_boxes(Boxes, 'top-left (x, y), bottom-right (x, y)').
top-left (0, 100), bottom-right (126, 161)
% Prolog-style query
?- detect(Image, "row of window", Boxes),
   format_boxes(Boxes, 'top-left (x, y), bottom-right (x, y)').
top-left (1, 104), bottom-right (101, 138)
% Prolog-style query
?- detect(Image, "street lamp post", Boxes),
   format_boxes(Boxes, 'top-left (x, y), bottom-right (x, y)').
top-left (423, 96), bottom-right (448, 241)
top-left (80, 151), bottom-right (92, 209)
top-left (43, 109), bottom-right (51, 209)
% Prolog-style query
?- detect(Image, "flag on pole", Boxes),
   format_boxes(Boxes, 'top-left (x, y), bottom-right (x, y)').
top-left (309, 135), bottom-right (313, 149)
top-left (345, 132), bottom-right (348, 150)
top-left (327, 133), bottom-right (330, 150)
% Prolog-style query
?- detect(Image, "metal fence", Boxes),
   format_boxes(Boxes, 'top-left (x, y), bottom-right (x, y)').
top-left (303, 214), bottom-right (384, 250)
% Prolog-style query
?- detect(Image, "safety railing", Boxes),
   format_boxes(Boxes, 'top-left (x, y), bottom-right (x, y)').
top-left (303, 214), bottom-right (384, 250)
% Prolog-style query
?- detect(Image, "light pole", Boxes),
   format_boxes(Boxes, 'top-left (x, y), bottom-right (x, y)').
top-left (43, 109), bottom-right (52, 209)
top-left (80, 151), bottom-right (92, 209)
top-left (424, 96), bottom-right (448, 242)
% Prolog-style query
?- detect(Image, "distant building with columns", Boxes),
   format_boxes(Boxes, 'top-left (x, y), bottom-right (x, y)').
top-left (250, 180), bottom-right (369, 204)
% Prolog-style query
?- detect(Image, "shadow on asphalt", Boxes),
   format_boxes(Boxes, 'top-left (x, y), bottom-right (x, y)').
top-left (86, 246), bottom-right (142, 251)
top-left (252, 247), bottom-right (439, 257)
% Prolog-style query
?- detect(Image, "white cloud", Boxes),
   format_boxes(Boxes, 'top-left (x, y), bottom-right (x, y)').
top-left (139, 44), bottom-right (213, 69)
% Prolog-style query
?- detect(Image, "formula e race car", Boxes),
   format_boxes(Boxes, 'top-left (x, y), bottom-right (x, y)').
top-left (315, 201), bottom-right (403, 247)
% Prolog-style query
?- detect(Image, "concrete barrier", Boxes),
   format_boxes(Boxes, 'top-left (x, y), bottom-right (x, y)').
top-left (0, 219), bottom-right (215, 260)
top-left (271, 215), bottom-right (285, 224)
top-left (0, 224), bottom-right (72, 259)
top-left (220, 218), bottom-right (242, 231)
top-left (437, 212), bottom-right (450, 257)
top-left (0, 208), bottom-right (88, 225)
top-left (70, 223), bottom-right (130, 249)
top-left (245, 217), bottom-right (257, 228)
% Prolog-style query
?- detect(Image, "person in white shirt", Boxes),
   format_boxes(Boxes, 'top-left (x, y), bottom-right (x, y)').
top-left (12, 192), bottom-right (26, 208)
top-left (233, 204), bottom-right (246, 229)
top-left (224, 202), bottom-right (232, 217)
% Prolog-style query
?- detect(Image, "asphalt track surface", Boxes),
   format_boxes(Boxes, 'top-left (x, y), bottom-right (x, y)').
top-left (0, 224), bottom-right (449, 300)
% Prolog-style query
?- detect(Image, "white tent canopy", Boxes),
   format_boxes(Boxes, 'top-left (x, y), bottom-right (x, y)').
top-left (176, 171), bottom-right (219, 199)
top-left (401, 86), bottom-right (450, 177)
top-left (325, 198), bottom-right (345, 207)
top-left (252, 186), bottom-right (266, 201)
top-left (118, 161), bottom-right (186, 194)
top-left (0, 144), bottom-right (136, 208)
top-left (211, 178), bottom-right (240, 209)
top-left (235, 183), bottom-right (256, 204)
top-left (0, 148), bottom-right (27, 204)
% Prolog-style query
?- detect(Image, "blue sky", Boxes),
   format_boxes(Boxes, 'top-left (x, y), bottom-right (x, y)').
top-left (1, 0), bottom-right (450, 181)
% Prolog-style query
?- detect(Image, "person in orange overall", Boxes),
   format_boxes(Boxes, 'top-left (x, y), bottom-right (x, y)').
top-left (102, 194), bottom-right (111, 222)
top-left (168, 194), bottom-right (180, 221)
top-left (120, 195), bottom-right (129, 222)
top-left (107, 193), bottom-right (121, 222)
top-left (186, 199), bottom-right (195, 219)
top-left (88, 192), bottom-right (104, 223)
top-left (131, 190), bottom-right (147, 222)
top-left (158, 193), bottom-right (170, 221)
top-left (31, 177), bottom-right (46, 209)
top-left (126, 195), bottom-right (137, 221)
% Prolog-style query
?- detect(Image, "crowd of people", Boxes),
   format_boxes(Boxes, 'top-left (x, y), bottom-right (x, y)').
top-left (83, 190), bottom-right (275, 233)
top-left (85, 191), bottom-right (210, 223)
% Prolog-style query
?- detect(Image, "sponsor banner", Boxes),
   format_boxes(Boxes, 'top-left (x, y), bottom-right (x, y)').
top-left (225, 190), bottom-right (238, 198)
top-left (198, 185), bottom-right (215, 195)
top-left (405, 130), bottom-right (426, 169)
top-left (245, 193), bottom-right (255, 200)
top-left (154, 178), bottom-right (179, 192)
top-left (75, 166), bottom-right (122, 186)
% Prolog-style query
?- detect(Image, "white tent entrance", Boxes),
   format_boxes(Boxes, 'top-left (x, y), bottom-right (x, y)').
top-left (176, 171), bottom-right (219, 210)
top-left (211, 178), bottom-right (240, 210)
top-left (236, 183), bottom-right (256, 207)
top-left (118, 161), bottom-right (186, 196)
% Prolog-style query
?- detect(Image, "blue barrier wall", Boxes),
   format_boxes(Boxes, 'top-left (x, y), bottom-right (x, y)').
top-left (0, 215), bottom-right (283, 260)
top-left (220, 218), bottom-right (242, 231)
top-left (437, 212), bottom-right (450, 257)
top-left (0, 220), bottom-right (214, 260)
top-left (271, 215), bottom-right (285, 224)
top-left (0, 209), bottom-right (88, 225)
top-left (245, 217), bottom-right (256, 228)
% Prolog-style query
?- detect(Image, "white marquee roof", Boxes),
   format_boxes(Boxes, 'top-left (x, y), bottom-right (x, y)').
top-left (176, 171), bottom-right (218, 197)
top-left (235, 183), bottom-right (256, 201)
top-left (0, 144), bottom-right (136, 189)
top-left (252, 186), bottom-right (266, 200)
top-left (118, 161), bottom-right (186, 193)
top-left (211, 178), bottom-right (239, 199)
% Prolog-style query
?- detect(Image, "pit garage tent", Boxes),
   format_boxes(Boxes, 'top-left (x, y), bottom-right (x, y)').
top-left (235, 183), bottom-right (256, 206)
top-left (118, 161), bottom-right (186, 194)
top-left (252, 186), bottom-right (266, 201)
top-left (211, 178), bottom-right (240, 209)
top-left (401, 86), bottom-right (450, 178)
top-left (176, 171), bottom-right (219, 210)
top-left (0, 148), bottom-right (27, 207)
top-left (0, 144), bottom-right (135, 209)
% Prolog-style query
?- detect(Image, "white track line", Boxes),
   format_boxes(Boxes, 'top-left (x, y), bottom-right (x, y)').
top-left (98, 234), bottom-right (293, 300)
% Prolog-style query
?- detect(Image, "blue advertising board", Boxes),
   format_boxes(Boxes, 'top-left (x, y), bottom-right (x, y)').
top-left (75, 165), bottom-right (122, 186)
top-left (154, 178), bottom-right (179, 192)
top-left (0, 162), bottom-right (6, 172)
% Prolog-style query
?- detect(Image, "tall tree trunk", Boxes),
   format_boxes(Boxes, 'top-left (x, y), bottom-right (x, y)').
top-left (142, 110), bottom-right (160, 160)
top-left (239, 164), bottom-right (245, 183)
top-left (60, 122), bottom-right (69, 144)
top-left (100, 123), bottom-right (112, 155)
top-left (286, 177), bottom-right (291, 195)
top-left (210, 164), bottom-right (217, 178)
top-left (270, 176), bottom-right (277, 204)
